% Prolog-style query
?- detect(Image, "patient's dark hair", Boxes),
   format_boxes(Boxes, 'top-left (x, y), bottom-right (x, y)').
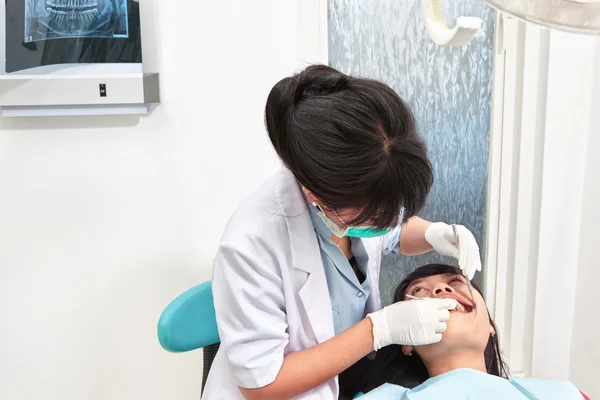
top-left (363, 264), bottom-right (509, 391)
top-left (265, 65), bottom-right (433, 229)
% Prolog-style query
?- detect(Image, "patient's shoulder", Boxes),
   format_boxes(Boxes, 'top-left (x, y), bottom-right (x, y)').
top-left (511, 377), bottom-right (582, 399)
top-left (357, 383), bottom-right (408, 399)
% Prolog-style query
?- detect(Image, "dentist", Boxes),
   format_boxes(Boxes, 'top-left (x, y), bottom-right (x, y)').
top-left (203, 65), bottom-right (481, 400)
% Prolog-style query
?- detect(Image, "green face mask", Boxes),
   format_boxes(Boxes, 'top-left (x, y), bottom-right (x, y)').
top-left (312, 202), bottom-right (393, 238)
top-left (345, 226), bottom-right (393, 238)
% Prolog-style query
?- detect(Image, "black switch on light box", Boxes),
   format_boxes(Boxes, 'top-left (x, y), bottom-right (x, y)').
top-left (99, 83), bottom-right (107, 97)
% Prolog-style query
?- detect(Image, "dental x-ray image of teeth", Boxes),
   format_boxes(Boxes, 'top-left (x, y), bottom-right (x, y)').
top-left (4, 0), bottom-right (141, 73)
top-left (24, 0), bottom-right (128, 42)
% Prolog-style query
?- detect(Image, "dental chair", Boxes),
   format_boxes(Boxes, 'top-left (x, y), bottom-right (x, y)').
top-left (157, 281), bottom-right (220, 395)
top-left (157, 281), bottom-right (366, 399)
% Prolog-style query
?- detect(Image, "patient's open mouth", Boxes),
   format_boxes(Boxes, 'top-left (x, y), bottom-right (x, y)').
top-left (405, 293), bottom-right (475, 312)
top-left (444, 296), bottom-right (474, 313)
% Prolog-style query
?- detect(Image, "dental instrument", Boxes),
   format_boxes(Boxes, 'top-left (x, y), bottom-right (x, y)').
top-left (452, 224), bottom-right (475, 302)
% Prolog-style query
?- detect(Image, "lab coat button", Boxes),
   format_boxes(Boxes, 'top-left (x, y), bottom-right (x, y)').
top-left (357, 291), bottom-right (364, 297)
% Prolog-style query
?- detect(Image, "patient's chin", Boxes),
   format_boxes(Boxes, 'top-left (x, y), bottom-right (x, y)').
top-left (433, 319), bottom-right (490, 353)
top-left (418, 327), bottom-right (487, 360)
top-left (418, 297), bottom-right (491, 359)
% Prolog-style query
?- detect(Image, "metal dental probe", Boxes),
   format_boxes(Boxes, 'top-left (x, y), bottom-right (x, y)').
top-left (452, 224), bottom-right (474, 302)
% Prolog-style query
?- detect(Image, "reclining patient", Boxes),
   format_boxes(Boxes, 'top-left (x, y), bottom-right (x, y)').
top-left (356, 264), bottom-right (588, 400)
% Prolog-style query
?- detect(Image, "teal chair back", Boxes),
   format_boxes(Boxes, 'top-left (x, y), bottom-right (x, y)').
top-left (157, 281), bottom-right (220, 393)
top-left (157, 281), bottom-right (366, 399)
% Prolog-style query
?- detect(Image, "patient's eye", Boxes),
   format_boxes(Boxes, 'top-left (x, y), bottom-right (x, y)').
top-left (410, 286), bottom-right (423, 295)
top-left (449, 277), bottom-right (465, 285)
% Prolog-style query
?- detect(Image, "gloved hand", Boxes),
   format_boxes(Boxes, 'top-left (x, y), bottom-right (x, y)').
top-left (425, 222), bottom-right (482, 280)
top-left (367, 298), bottom-right (457, 350)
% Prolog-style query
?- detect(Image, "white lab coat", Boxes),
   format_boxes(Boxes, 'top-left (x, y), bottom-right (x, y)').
top-left (203, 167), bottom-right (386, 400)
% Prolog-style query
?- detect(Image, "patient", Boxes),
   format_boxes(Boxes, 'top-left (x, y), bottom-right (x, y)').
top-left (357, 264), bottom-right (588, 400)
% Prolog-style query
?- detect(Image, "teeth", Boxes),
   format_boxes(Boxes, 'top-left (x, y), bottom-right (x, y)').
top-left (45, 0), bottom-right (98, 9)
top-left (82, 8), bottom-right (99, 22)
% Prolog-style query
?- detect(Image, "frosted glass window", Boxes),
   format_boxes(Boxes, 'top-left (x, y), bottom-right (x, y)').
top-left (329, 0), bottom-right (496, 305)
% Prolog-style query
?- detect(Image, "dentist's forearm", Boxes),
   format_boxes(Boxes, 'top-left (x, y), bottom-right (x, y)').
top-left (399, 216), bottom-right (433, 255)
top-left (239, 318), bottom-right (374, 400)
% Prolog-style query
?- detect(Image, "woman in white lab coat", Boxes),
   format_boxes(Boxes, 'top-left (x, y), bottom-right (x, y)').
top-left (202, 65), bottom-right (481, 400)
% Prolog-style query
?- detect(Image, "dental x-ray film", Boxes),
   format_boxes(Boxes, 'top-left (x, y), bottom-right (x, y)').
top-left (4, 0), bottom-right (141, 73)
top-left (24, 0), bottom-right (129, 43)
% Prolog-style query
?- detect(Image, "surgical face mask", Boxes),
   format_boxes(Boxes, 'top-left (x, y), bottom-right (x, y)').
top-left (312, 202), bottom-right (393, 238)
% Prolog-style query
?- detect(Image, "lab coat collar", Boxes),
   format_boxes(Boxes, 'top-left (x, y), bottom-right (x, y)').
top-left (273, 167), bottom-right (382, 314)
top-left (274, 167), bottom-right (336, 346)
top-left (274, 167), bottom-right (321, 274)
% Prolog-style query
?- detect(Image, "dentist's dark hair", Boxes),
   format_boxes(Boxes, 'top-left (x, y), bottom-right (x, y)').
top-left (362, 264), bottom-right (509, 392)
top-left (265, 65), bottom-right (433, 229)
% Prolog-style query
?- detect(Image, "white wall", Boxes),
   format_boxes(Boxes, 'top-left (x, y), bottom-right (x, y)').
top-left (569, 37), bottom-right (600, 398)
top-left (0, 1), bottom-right (326, 399)
top-left (486, 15), bottom-right (600, 396)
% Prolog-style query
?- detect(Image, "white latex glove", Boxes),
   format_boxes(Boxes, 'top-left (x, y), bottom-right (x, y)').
top-left (425, 222), bottom-right (482, 280)
top-left (367, 298), bottom-right (457, 350)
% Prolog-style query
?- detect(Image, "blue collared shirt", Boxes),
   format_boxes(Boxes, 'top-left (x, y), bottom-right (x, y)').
top-left (383, 226), bottom-right (402, 255)
top-left (305, 197), bottom-right (372, 335)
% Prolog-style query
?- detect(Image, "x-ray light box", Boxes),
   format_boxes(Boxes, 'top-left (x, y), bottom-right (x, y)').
top-left (0, 0), bottom-right (160, 116)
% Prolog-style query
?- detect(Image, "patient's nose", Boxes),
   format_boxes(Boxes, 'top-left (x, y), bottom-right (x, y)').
top-left (433, 283), bottom-right (454, 296)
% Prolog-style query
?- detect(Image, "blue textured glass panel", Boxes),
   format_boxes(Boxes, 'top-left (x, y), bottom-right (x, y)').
top-left (328, 0), bottom-right (496, 305)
